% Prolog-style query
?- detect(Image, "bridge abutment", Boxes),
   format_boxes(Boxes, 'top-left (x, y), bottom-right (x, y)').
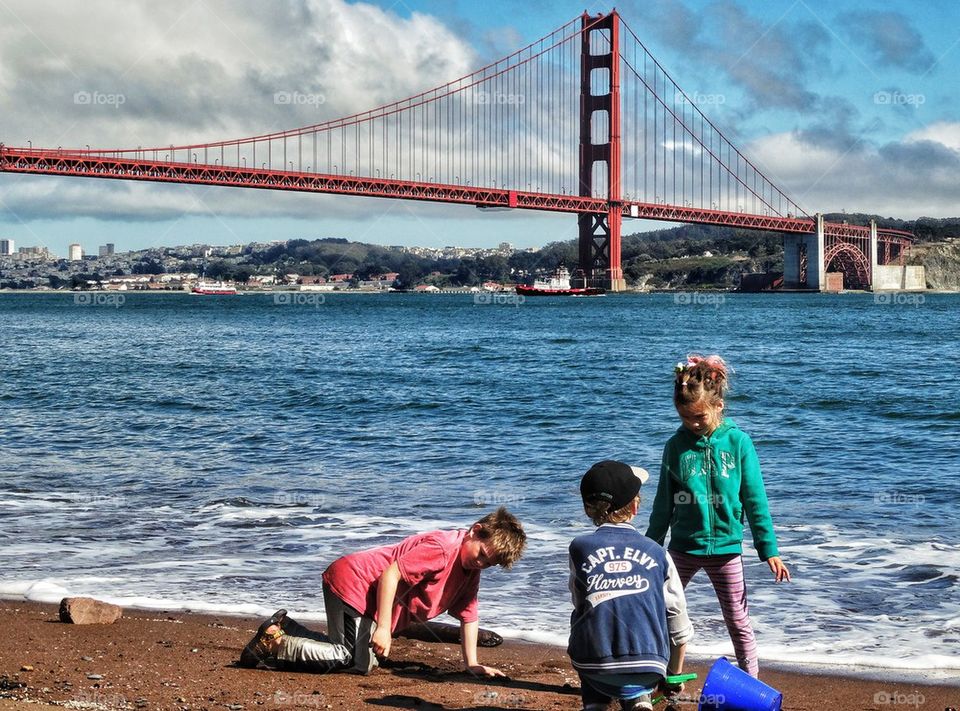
top-left (871, 220), bottom-right (926, 290)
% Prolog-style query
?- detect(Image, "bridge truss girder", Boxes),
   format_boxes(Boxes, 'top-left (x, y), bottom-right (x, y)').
top-left (0, 147), bottom-right (915, 250)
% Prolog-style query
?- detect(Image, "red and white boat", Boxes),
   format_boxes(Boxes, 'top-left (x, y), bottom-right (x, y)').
top-left (191, 280), bottom-right (238, 295)
top-left (515, 267), bottom-right (605, 297)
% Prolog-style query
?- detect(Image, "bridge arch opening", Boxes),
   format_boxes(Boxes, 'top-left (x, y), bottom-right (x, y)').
top-left (824, 242), bottom-right (870, 290)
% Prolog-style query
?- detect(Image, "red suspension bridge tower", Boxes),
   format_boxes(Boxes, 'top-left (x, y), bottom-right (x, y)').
top-left (577, 11), bottom-right (623, 292)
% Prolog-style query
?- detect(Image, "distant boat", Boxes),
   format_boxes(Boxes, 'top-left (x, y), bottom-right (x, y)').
top-left (515, 267), bottom-right (605, 297)
top-left (191, 280), bottom-right (238, 295)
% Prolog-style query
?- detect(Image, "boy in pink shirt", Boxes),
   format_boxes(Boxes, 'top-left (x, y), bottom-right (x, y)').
top-left (240, 507), bottom-right (526, 676)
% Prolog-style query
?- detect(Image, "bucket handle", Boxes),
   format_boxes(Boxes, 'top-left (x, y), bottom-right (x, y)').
top-left (652, 673), bottom-right (698, 705)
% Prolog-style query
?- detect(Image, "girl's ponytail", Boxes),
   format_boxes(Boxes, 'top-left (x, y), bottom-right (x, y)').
top-left (674, 354), bottom-right (729, 408)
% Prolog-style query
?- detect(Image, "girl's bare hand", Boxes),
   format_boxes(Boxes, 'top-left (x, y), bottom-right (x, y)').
top-left (767, 556), bottom-right (791, 582)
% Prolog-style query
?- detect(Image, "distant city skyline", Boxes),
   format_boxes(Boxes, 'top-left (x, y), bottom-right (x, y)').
top-left (0, 209), bottom-right (569, 260)
top-left (0, 236), bottom-right (526, 262)
top-left (1, 0), bottom-right (957, 256)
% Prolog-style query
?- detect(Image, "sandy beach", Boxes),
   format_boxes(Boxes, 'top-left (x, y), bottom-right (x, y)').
top-left (0, 600), bottom-right (955, 710)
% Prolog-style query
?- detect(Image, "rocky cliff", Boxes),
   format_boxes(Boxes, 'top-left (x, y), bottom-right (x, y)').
top-left (911, 239), bottom-right (960, 290)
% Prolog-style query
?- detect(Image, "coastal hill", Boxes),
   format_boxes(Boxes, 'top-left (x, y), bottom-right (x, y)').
top-left (212, 215), bottom-right (960, 289)
top-left (2, 215), bottom-right (958, 290)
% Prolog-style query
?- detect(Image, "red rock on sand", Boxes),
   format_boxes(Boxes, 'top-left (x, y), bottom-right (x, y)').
top-left (58, 597), bottom-right (123, 625)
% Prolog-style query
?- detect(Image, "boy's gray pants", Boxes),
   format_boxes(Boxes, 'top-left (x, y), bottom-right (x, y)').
top-left (275, 584), bottom-right (379, 674)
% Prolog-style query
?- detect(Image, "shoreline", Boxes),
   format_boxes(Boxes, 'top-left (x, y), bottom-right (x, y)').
top-left (1, 287), bottom-right (957, 295)
top-left (3, 592), bottom-right (957, 685)
top-left (1, 599), bottom-right (956, 710)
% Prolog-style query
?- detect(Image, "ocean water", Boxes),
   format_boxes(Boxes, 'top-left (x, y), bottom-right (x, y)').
top-left (1, 291), bottom-right (958, 681)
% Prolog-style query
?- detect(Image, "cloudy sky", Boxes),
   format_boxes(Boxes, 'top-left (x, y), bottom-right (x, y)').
top-left (0, 0), bottom-right (957, 257)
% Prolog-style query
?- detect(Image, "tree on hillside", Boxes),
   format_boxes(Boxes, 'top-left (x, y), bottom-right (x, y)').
top-left (47, 274), bottom-right (69, 289)
top-left (455, 260), bottom-right (478, 286)
top-left (132, 258), bottom-right (164, 275)
top-left (395, 264), bottom-right (420, 288)
top-left (355, 263), bottom-right (389, 280)
top-left (204, 260), bottom-right (231, 280)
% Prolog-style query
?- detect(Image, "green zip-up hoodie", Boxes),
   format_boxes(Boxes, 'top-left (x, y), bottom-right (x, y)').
top-left (645, 418), bottom-right (779, 561)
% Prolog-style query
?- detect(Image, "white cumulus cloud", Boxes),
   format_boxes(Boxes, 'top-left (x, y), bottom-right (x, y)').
top-left (0, 0), bottom-right (481, 222)
top-left (745, 129), bottom-right (960, 218)
top-left (905, 122), bottom-right (960, 153)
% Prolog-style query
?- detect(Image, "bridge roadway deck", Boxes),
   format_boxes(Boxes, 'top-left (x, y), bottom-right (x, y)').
top-left (0, 148), bottom-right (914, 243)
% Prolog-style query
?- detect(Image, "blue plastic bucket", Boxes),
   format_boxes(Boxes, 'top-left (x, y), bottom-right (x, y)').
top-left (697, 657), bottom-right (783, 711)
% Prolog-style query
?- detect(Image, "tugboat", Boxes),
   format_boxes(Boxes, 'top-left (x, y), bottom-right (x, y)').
top-left (515, 267), bottom-right (605, 297)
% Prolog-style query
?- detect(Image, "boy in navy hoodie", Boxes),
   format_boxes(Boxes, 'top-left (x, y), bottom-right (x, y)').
top-left (568, 461), bottom-right (694, 711)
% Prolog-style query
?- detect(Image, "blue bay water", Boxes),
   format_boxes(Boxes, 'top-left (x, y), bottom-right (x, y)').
top-left (1, 292), bottom-right (958, 679)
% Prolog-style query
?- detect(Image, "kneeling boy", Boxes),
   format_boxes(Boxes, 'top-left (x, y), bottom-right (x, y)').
top-left (569, 461), bottom-right (694, 711)
top-left (241, 507), bottom-right (526, 676)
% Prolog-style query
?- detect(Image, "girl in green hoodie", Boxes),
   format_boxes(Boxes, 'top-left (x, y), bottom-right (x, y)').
top-left (646, 355), bottom-right (790, 677)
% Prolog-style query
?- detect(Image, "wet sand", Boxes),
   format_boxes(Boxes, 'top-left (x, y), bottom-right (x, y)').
top-left (0, 600), bottom-right (956, 710)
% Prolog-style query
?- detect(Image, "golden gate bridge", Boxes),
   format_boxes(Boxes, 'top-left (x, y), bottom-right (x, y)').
top-left (0, 10), bottom-right (914, 291)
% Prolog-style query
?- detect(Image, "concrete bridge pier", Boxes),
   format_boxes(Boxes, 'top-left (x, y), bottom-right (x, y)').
top-left (783, 214), bottom-right (825, 290)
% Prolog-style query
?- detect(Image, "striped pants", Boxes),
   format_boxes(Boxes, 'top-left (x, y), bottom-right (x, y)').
top-left (669, 551), bottom-right (759, 677)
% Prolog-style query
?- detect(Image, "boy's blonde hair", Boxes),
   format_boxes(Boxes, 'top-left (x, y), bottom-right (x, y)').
top-left (473, 507), bottom-right (526, 569)
top-left (583, 496), bottom-right (639, 527)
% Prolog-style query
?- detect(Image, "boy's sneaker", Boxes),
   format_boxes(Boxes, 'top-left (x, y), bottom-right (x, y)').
top-left (620, 694), bottom-right (653, 711)
top-left (239, 609), bottom-right (287, 669)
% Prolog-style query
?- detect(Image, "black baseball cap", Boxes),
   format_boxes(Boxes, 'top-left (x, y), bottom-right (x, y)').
top-left (580, 460), bottom-right (650, 511)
